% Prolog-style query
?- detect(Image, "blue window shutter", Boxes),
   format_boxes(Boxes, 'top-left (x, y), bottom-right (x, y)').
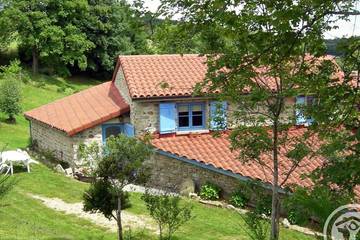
top-left (210, 101), bottom-right (227, 130)
top-left (159, 103), bottom-right (176, 133)
top-left (123, 123), bottom-right (135, 137)
top-left (296, 96), bottom-right (306, 125)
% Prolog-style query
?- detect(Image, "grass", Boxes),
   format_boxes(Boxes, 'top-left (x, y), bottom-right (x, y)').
top-left (0, 73), bottom-right (101, 149)
top-left (0, 73), bottom-right (315, 239)
top-left (0, 164), bottom-right (315, 240)
top-left (0, 166), bottom-right (117, 240)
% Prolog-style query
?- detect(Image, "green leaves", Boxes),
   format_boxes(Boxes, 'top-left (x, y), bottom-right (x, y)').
top-left (0, 60), bottom-right (23, 123)
top-left (0, 0), bottom-right (148, 76)
top-left (83, 179), bottom-right (131, 219)
top-left (97, 134), bottom-right (153, 186)
top-left (142, 191), bottom-right (192, 240)
top-left (0, 0), bottom-right (94, 75)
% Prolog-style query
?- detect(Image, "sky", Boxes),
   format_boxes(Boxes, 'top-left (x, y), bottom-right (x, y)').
top-left (139, 0), bottom-right (360, 39)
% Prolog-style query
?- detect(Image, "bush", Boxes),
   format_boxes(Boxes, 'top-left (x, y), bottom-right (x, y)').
top-left (84, 179), bottom-right (131, 219)
top-left (254, 196), bottom-right (272, 217)
top-left (142, 191), bottom-right (192, 240)
top-left (284, 185), bottom-right (352, 227)
top-left (199, 182), bottom-right (221, 200)
top-left (241, 212), bottom-right (269, 240)
top-left (0, 78), bottom-right (22, 123)
top-left (229, 189), bottom-right (250, 208)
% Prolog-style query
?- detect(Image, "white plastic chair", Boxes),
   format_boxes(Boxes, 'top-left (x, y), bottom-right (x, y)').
top-left (0, 161), bottom-right (10, 175)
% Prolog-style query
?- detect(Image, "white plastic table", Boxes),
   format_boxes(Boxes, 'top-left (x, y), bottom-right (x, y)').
top-left (1, 150), bottom-right (35, 175)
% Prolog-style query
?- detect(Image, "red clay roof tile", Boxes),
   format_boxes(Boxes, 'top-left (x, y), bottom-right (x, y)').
top-left (24, 81), bottom-right (130, 136)
top-left (114, 54), bottom-right (345, 99)
top-left (151, 128), bottom-right (334, 191)
top-left (116, 54), bottom-right (209, 99)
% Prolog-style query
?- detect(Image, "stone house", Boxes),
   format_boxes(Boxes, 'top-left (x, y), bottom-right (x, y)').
top-left (25, 54), bottom-right (324, 197)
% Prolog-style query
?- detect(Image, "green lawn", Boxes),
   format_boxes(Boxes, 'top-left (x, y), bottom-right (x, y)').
top-left (0, 73), bottom-right (101, 149)
top-left (0, 74), bottom-right (315, 239)
top-left (0, 164), bottom-right (315, 240)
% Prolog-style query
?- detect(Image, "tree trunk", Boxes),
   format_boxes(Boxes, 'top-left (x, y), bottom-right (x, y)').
top-left (270, 121), bottom-right (280, 240)
top-left (7, 114), bottom-right (16, 123)
top-left (117, 195), bottom-right (123, 240)
top-left (32, 47), bottom-right (39, 74)
top-left (159, 224), bottom-right (163, 240)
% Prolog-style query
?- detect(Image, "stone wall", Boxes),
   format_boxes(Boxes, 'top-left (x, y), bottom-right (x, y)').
top-left (130, 97), bottom-right (296, 135)
top-left (30, 120), bottom-right (76, 163)
top-left (114, 66), bottom-right (132, 104)
top-left (114, 67), bottom-right (298, 135)
top-left (30, 116), bottom-right (130, 166)
top-left (227, 97), bottom-right (296, 128)
top-left (147, 153), bottom-right (241, 198)
top-left (131, 99), bottom-right (214, 135)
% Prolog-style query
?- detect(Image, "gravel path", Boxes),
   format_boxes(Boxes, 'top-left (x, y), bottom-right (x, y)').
top-left (30, 194), bottom-right (158, 233)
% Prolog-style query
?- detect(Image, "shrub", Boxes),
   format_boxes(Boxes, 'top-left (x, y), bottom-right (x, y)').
top-left (83, 179), bottom-right (131, 218)
top-left (142, 191), bottom-right (192, 240)
top-left (229, 189), bottom-right (250, 208)
top-left (0, 78), bottom-right (22, 123)
top-left (241, 212), bottom-right (269, 240)
top-left (284, 185), bottom-right (352, 227)
top-left (199, 182), bottom-right (221, 200)
top-left (254, 196), bottom-right (272, 217)
top-left (77, 142), bottom-right (101, 171)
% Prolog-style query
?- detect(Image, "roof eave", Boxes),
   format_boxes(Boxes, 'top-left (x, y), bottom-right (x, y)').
top-left (25, 107), bottom-right (130, 137)
top-left (155, 149), bottom-right (288, 194)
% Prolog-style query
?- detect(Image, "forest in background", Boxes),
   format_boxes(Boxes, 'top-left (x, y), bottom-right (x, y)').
top-left (0, 0), bottom-right (353, 80)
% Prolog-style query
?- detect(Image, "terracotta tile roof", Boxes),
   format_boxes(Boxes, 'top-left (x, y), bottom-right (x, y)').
top-left (115, 54), bottom-right (209, 99)
top-left (114, 54), bottom-right (345, 99)
top-left (152, 128), bottom-right (328, 190)
top-left (24, 82), bottom-right (130, 136)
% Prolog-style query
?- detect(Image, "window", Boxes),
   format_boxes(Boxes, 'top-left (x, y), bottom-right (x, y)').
top-left (177, 103), bottom-right (205, 130)
top-left (102, 124), bottom-right (123, 142)
top-left (296, 96), bottom-right (315, 125)
top-left (210, 101), bottom-right (227, 130)
top-left (101, 123), bottom-right (135, 143)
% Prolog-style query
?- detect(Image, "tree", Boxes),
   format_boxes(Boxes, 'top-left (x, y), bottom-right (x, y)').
top-left (150, 19), bottom-right (203, 54)
top-left (159, 1), bottom-right (359, 239)
top-left (308, 36), bottom-right (360, 194)
top-left (77, 141), bottom-right (102, 172)
top-left (83, 0), bottom-right (149, 78)
top-left (241, 212), bottom-right (269, 240)
top-left (83, 179), bottom-right (131, 218)
top-left (83, 134), bottom-right (152, 240)
top-left (0, 0), bottom-right (94, 75)
top-left (142, 191), bottom-right (192, 240)
top-left (0, 78), bottom-right (21, 123)
top-left (0, 60), bottom-right (23, 123)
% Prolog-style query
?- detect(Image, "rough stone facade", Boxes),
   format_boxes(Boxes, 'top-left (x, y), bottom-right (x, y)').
top-left (114, 68), bottom-right (298, 134)
top-left (114, 66), bottom-right (132, 104)
top-left (30, 66), bottom-right (299, 197)
top-left (148, 153), bottom-right (241, 198)
top-left (131, 99), bottom-right (216, 135)
top-left (227, 98), bottom-right (296, 128)
top-left (30, 120), bottom-right (76, 163)
top-left (30, 116), bottom-right (130, 165)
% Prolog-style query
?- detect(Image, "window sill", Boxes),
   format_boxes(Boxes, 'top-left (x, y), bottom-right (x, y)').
top-left (176, 129), bottom-right (210, 135)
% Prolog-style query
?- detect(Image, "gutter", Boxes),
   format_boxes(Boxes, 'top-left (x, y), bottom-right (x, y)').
top-left (155, 149), bottom-right (288, 195)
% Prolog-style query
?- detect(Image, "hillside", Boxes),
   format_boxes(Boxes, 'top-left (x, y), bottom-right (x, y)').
top-left (0, 74), bottom-right (316, 239)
